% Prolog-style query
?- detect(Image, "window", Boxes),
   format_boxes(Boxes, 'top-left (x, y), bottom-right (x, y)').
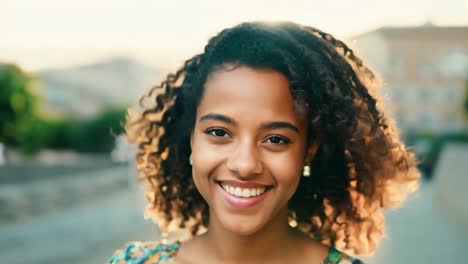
top-left (390, 53), bottom-right (404, 77)
top-left (418, 62), bottom-right (432, 79)
top-left (438, 48), bottom-right (468, 78)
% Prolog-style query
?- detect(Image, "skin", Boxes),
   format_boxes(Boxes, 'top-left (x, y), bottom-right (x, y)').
top-left (176, 65), bottom-right (327, 264)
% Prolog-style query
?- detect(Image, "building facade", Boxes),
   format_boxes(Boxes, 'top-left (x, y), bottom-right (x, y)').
top-left (353, 23), bottom-right (468, 133)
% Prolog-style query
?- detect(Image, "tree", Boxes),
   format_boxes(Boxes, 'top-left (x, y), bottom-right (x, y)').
top-left (1, 63), bottom-right (129, 155)
top-left (73, 107), bottom-right (127, 153)
top-left (15, 116), bottom-right (53, 155)
top-left (0, 64), bottom-right (40, 147)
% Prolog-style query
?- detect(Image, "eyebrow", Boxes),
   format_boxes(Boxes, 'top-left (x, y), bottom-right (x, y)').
top-left (199, 113), bottom-right (300, 133)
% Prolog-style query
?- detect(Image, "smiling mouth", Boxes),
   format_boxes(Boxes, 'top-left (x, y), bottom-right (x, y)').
top-left (216, 181), bottom-right (273, 198)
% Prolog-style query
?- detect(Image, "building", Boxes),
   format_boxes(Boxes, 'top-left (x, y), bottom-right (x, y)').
top-left (353, 23), bottom-right (468, 133)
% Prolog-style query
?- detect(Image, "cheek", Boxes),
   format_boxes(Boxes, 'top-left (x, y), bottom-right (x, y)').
top-left (190, 134), bottom-right (225, 200)
top-left (192, 136), bottom-right (225, 176)
top-left (266, 151), bottom-right (303, 192)
top-left (191, 161), bottom-right (212, 204)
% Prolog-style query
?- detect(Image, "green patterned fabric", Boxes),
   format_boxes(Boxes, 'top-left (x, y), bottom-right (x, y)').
top-left (322, 246), bottom-right (365, 264)
top-left (107, 241), bottom-right (180, 264)
top-left (107, 240), bottom-right (365, 264)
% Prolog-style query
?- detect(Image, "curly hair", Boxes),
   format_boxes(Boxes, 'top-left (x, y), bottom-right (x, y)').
top-left (125, 21), bottom-right (420, 256)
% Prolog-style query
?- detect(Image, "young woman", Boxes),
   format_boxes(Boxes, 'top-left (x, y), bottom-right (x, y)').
top-left (108, 21), bottom-right (420, 264)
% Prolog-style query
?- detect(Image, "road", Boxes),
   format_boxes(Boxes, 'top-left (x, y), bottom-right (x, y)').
top-left (369, 181), bottom-right (468, 263)
top-left (1, 171), bottom-right (467, 263)
top-left (0, 187), bottom-right (156, 264)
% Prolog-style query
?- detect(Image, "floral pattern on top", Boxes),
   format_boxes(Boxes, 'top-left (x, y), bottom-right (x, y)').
top-left (107, 240), bottom-right (180, 264)
top-left (107, 240), bottom-right (365, 264)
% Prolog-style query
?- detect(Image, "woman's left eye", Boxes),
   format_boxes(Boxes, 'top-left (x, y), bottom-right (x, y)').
top-left (265, 136), bottom-right (290, 144)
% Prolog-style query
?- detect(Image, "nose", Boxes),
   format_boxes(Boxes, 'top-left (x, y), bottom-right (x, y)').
top-left (226, 138), bottom-right (263, 177)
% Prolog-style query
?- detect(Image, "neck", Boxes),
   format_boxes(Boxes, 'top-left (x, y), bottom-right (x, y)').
top-left (202, 206), bottom-right (300, 263)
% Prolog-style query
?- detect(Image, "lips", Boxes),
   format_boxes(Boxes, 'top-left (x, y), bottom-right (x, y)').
top-left (216, 180), bottom-right (272, 208)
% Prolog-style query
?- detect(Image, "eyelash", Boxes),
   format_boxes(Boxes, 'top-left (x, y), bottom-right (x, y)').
top-left (204, 128), bottom-right (291, 145)
top-left (205, 127), bottom-right (229, 137)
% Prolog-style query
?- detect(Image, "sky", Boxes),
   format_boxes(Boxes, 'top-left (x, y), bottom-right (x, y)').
top-left (1, 0), bottom-right (467, 70)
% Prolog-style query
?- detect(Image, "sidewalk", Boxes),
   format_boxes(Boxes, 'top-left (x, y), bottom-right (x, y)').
top-left (0, 189), bottom-right (155, 264)
top-left (432, 143), bottom-right (468, 234)
top-left (368, 181), bottom-right (468, 263)
top-left (368, 143), bottom-right (468, 263)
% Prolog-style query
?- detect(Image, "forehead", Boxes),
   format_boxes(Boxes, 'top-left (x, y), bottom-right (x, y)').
top-left (197, 65), bottom-right (307, 127)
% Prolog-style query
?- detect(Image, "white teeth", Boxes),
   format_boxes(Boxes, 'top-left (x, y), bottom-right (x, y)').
top-left (221, 183), bottom-right (266, 198)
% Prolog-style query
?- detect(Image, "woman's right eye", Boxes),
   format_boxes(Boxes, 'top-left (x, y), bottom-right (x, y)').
top-left (205, 128), bottom-right (229, 137)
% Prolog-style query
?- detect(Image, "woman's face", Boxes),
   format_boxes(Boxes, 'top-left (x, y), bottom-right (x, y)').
top-left (190, 65), bottom-right (315, 235)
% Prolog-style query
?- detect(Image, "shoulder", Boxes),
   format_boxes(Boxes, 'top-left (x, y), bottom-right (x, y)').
top-left (107, 240), bottom-right (180, 264)
top-left (322, 247), bottom-right (366, 264)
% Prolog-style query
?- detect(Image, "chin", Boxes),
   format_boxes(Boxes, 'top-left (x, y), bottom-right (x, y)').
top-left (224, 221), bottom-right (262, 236)
top-left (218, 214), bottom-right (267, 236)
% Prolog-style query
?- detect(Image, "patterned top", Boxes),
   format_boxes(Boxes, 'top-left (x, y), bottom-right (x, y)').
top-left (107, 240), bottom-right (365, 264)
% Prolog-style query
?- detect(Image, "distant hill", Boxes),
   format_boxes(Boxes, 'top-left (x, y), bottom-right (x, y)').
top-left (38, 57), bottom-right (160, 118)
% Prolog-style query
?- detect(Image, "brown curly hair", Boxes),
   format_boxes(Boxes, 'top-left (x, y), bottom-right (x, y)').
top-left (125, 21), bottom-right (420, 256)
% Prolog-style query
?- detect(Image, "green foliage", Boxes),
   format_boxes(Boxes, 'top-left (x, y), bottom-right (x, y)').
top-left (72, 107), bottom-right (127, 153)
top-left (44, 118), bottom-right (75, 150)
top-left (0, 63), bottom-right (128, 155)
top-left (15, 116), bottom-right (53, 155)
top-left (0, 64), bottom-right (39, 146)
top-left (11, 107), bottom-right (127, 155)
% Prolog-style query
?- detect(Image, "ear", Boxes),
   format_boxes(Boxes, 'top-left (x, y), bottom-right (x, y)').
top-left (305, 135), bottom-right (320, 164)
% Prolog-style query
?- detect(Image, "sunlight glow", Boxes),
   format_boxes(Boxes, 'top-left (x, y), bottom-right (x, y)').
top-left (1, 0), bottom-right (467, 70)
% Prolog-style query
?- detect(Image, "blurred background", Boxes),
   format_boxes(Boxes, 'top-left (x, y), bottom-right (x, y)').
top-left (0, 0), bottom-right (467, 263)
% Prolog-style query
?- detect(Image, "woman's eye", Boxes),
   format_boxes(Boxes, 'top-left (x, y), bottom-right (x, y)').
top-left (206, 128), bottom-right (229, 137)
top-left (265, 136), bottom-right (290, 144)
